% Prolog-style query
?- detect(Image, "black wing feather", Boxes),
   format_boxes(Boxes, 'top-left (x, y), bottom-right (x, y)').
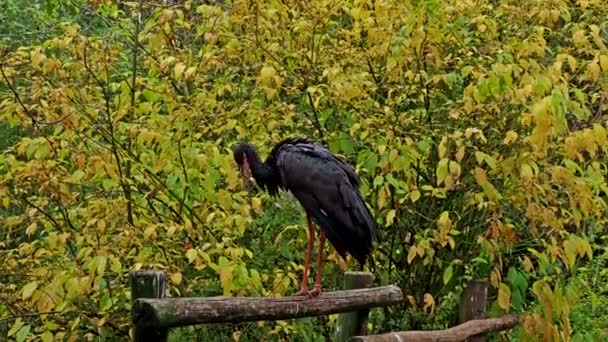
top-left (270, 138), bottom-right (377, 265)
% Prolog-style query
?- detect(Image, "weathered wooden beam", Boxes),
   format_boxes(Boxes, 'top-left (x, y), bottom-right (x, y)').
top-left (130, 270), bottom-right (168, 342)
top-left (335, 272), bottom-right (375, 342)
top-left (133, 285), bottom-right (403, 328)
top-left (350, 314), bottom-right (519, 342)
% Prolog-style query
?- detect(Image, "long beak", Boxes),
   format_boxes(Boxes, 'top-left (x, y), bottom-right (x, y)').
top-left (242, 158), bottom-right (253, 192)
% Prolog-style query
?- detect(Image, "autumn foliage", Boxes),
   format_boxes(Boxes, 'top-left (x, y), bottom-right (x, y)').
top-left (1, 0), bottom-right (607, 340)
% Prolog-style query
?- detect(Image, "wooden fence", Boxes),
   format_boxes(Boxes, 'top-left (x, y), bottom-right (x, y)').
top-left (130, 270), bottom-right (518, 342)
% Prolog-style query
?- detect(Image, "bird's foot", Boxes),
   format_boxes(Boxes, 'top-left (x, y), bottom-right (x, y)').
top-left (308, 286), bottom-right (322, 298)
top-left (294, 287), bottom-right (310, 297)
top-left (294, 286), bottom-right (322, 298)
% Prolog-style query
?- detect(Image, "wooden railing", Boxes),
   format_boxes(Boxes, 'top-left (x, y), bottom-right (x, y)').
top-left (130, 270), bottom-right (518, 342)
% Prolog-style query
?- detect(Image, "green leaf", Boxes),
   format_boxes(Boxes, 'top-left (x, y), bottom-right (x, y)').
top-left (41, 331), bottom-right (54, 342)
top-left (436, 158), bottom-right (449, 185)
top-left (507, 267), bottom-right (528, 293)
top-left (16, 324), bottom-right (31, 342)
top-left (386, 175), bottom-right (401, 189)
top-left (8, 318), bottom-right (23, 337)
top-left (339, 133), bottom-right (355, 154)
top-left (373, 175), bottom-right (384, 188)
top-left (95, 256), bottom-right (107, 276)
top-left (364, 153), bottom-right (378, 172)
top-left (40, 331), bottom-right (55, 342)
top-left (511, 286), bottom-right (524, 312)
top-left (443, 265), bottom-right (453, 285)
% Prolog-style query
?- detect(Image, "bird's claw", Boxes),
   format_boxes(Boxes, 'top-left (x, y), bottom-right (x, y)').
top-left (308, 287), bottom-right (321, 298)
top-left (294, 286), bottom-right (322, 298)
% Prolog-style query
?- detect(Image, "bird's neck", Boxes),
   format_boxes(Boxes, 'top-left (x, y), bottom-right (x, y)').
top-left (250, 159), bottom-right (274, 185)
top-left (248, 153), bottom-right (280, 194)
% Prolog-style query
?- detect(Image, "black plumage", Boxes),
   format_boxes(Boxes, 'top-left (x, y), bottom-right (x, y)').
top-left (232, 137), bottom-right (378, 297)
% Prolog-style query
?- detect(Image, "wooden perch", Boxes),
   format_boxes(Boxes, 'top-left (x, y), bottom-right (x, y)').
top-left (132, 285), bottom-right (403, 328)
top-left (350, 314), bottom-right (519, 342)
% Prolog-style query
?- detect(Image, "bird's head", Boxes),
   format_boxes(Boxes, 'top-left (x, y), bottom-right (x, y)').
top-left (232, 142), bottom-right (257, 190)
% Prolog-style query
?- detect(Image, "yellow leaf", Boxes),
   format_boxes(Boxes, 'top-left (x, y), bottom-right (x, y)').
top-left (502, 130), bottom-right (518, 144)
top-left (219, 265), bottom-right (234, 296)
top-left (563, 137), bottom-right (579, 159)
top-left (184, 66), bottom-right (197, 79)
top-left (566, 55), bottom-right (577, 71)
top-left (422, 293), bottom-right (435, 313)
top-left (600, 55), bottom-right (608, 72)
top-left (186, 248), bottom-right (198, 263)
top-left (25, 222), bottom-right (37, 236)
top-left (143, 226), bottom-right (156, 240)
top-left (259, 65), bottom-right (276, 83)
top-left (572, 30), bottom-right (586, 46)
top-left (498, 283), bottom-right (511, 311)
top-left (407, 246), bottom-right (417, 264)
top-left (437, 211), bottom-right (451, 229)
top-left (520, 164), bottom-right (533, 180)
top-left (30, 50), bottom-right (46, 68)
top-left (377, 186), bottom-right (387, 209)
top-left (490, 268), bottom-right (500, 287)
top-left (473, 167), bottom-right (488, 185)
top-left (523, 256), bottom-right (534, 273)
top-left (205, 212), bottom-right (216, 224)
top-left (97, 220), bottom-right (106, 234)
top-left (593, 124), bottom-right (606, 146)
top-left (174, 62), bottom-right (186, 79)
top-left (438, 137), bottom-right (448, 158)
top-left (455, 146), bottom-right (465, 162)
top-left (409, 189), bottom-right (421, 203)
top-left (166, 225), bottom-right (177, 238)
top-left (110, 257), bottom-right (122, 273)
top-left (251, 197), bottom-right (262, 214)
top-left (170, 272), bottom-right (183, 285)
top-left (385, 209), bottom-right (396, 227)
top-left (22, 281), bottom-right (39, 300)
top-left (406, 295), bottom-right (417, 307)
top-left (588, 62), bottom-right (600, 82)
top-left (448, 161), bottom-right (461, 178)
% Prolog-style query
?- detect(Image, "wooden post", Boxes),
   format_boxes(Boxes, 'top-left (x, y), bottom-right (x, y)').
top-left (0, 320), bottom-right (7, 342)
top-left (335, 271), bottom-right (375, 342)
top-left (458, 279), bottom-right (489, 342)
top-left (130, 270), bottom-right (168, 342)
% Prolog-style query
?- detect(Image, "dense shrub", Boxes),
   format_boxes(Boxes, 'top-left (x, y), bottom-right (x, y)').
top-left (1, 0), bottom-right (607, 340)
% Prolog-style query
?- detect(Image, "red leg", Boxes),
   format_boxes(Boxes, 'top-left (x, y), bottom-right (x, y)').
top-left (308, 230), bottom-right (326, 298)
top-left (295, 214), bottom-right (315, 296)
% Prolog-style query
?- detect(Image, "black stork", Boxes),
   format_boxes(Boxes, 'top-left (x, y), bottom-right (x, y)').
top-left (232, 137), bottom-right (378, 298)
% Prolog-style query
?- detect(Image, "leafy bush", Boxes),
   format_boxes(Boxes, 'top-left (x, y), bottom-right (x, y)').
top-left (1, 0), bottom-right (607, 340)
